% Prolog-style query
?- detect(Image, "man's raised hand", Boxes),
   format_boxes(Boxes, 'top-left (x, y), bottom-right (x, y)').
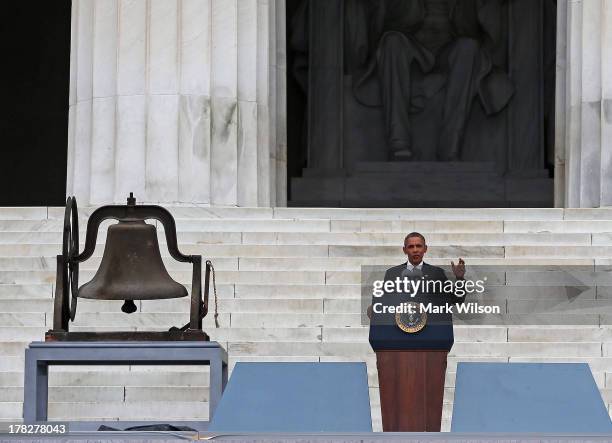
top-left (451, 258), bottom-right (466, 280)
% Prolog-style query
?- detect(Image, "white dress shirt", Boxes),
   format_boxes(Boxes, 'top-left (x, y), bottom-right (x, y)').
top-left (406, 261), bottom-right (423, 272)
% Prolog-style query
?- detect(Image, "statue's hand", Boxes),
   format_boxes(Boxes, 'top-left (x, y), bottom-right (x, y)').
top-left (451, 258), bottom-right (466, 280)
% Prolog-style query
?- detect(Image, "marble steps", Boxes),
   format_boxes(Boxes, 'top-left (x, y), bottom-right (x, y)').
top-left (0, 277), bottom-right (604, 300)
top-left (0, 341), bottom-right (583, 363)
top-left (0, 244), bottom-right (496, 258)
top-left (0, 206), bottom-right (598, 221)
top-left (0, 231), bottom-right (603, 246)
top-left (0, 327), bottom-right (530, 349)
top-left (3, 307), bottom-right (609, 330)
top-left (5, 206), bottom-right (612, 220)
top-left (5, 328), bottom-right (609, 357)
top-left (0, 401), bottom-right (210, 421)
top-left (0, 218), bottom-right (520, 234)
top-left (238, 232), bottom-right (594, 245)
top-left (0, 283), bottom-right (362, 299)
top-left (0, 270), bottom-right (328, 285)
top-left (0, 371), bottom-right (211, 387)
top-left (0, 284), bottom-right (53, 299)
top-left (2, 386), bottom-right (210, 403)
top-left (1, 207), bottom-right (612, 423)
top-left (0, 257), bottom-right (602, 278)
top-left (4, 243), bottom-right (612, 259)
top-left (0, 341), bottom-right (612, 374)
top-left (4, 217), bottom-right (612, 234)
top-left (2, 267), bottom-right (610, 287)
top-left (223, 341), bottom-right (603, 359)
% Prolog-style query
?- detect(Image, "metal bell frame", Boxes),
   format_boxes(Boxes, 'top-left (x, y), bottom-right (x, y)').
top-left (48, 194), bottom-right (212, 341)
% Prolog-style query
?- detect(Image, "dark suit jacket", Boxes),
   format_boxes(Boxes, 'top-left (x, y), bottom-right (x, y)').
top-left (368, 261), bottom-right (461, 350)
top-left (382, 262), bottom-right (465, 325)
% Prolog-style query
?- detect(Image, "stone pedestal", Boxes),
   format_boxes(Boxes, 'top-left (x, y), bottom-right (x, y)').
top-left (291, 162), bottom-right (553, 208)
top-left (67, 0), bottom-right (286, 207)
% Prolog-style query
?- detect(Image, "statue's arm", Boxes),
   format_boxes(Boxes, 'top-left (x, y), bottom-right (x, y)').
top-left (452, 0), bottom-right (506, 48)
top-left (345, 0), bottom-right (385, 70)
top-left (476, 0), bottom-right (506, 47)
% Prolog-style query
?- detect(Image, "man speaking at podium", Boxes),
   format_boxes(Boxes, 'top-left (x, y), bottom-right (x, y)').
top-left (369, 232), bottom-right (466, 432)
top-left (387, 231), bottom-right (466, 311)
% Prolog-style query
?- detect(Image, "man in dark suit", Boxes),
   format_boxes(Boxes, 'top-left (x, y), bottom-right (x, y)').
top-left (369, 230), bottom-right (467, 334)
top-left (385, 231), bottom-right (466, 313)
top-left (370, 232), bottom-right (466, 431)
top-left (389, 231), bottom-right (465, 275)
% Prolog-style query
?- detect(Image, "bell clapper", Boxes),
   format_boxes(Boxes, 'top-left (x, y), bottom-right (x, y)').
top-left (121, 300), bottom-right (138, 314)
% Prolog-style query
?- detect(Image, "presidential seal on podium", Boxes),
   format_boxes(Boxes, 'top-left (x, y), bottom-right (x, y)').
top-left (395, 302), bottom-right (427, 333)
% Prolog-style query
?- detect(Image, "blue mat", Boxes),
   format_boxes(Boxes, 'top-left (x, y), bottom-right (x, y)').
top-left (208, 362), bottom-right (372, 433)
top-left (451, 362), bottom-right (612, 433)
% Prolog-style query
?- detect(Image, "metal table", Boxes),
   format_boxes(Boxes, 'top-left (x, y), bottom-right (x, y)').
top-left (23, 341), bottom-right (228, 427)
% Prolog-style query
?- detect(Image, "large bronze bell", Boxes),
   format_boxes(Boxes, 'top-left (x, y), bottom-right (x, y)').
top-left (46, 193), bottom-right (217, 341)
top-left (79, 219), bottom-right (188, 313)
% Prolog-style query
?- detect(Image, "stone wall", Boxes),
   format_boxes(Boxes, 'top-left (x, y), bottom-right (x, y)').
top-left (66, 0), bottom-right (287, 207)
top-left (65, 0), bottom-right (612, 209)
top-left (555, 0), bottom-right (612, 207)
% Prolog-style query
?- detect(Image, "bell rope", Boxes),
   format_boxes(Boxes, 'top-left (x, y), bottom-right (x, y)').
top-left (206, 260), bottom-right (220, 328)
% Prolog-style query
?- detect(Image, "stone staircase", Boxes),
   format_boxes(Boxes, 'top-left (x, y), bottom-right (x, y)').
top-left (1, 206), bottom-right (612, 431)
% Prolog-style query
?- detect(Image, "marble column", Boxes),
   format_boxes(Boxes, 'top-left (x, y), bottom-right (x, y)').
top-left (66, 0), bottom-right (286, 207)
top-left (556, 0), bottom-right (612, 208)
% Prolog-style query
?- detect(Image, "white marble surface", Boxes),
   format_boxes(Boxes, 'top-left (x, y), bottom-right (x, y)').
top-left (147, 95), bottom-right (180, 202)
top-left (179, 95), bottom-right (211, 203)
top-left (554, 0), bottom-right (567, 207)
top-left (67, 0), bottom-right (286, 207)
top-left (118, 0), bottom-right (146, 95)
top-left (238, 100), bottom-right (259, 206)
top-left (149, 0), bottom-right (179, 95)
top-left (579, 0), bottom-right (602, 207)
top-left (115, 95), bottom-right (146, 200)
top-left (73, 101), bottom-right (92, 203)
top-left (66, 0), bottom-right (612, 209)
top-left (211, 97), bottom-right (239, 205)
top-left (93, 0), bottom-right (117, 98)
top-left (90, 97), bottom-right (115, 203)
top-left (238, 0), bottom-right (258, 102)
top-left (180, 0), bottom-right (211, 96)
top-left (557, 0), bottom-right (612, 207)
top-left (601, 2), bottom-right (612, 206)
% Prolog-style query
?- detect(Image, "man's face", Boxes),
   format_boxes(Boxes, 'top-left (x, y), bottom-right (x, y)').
top-left (403, 236), bottom-right (427, 265)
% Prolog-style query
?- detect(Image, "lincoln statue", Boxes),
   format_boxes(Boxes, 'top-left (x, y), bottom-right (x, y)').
top-left (292, 0), bottom-right (515, 161)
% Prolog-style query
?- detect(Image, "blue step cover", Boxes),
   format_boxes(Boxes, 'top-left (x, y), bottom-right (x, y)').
top-left (451, 362), bottom-right (612, 433)
top-left (208, 362), bottom-right (372, 433)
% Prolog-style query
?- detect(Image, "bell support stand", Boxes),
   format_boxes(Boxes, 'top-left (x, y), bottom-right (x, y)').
top-left (47, 193), bottom-right (215, 342)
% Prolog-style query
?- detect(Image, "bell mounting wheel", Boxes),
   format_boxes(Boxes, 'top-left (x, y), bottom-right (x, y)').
top-left (62, 197), bottom-right (79, 322)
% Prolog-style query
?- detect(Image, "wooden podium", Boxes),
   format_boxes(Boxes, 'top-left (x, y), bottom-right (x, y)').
top-left (370, 323), bottom-right (454, 432)
top-left (376, 350), bottom-right (447, 431)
